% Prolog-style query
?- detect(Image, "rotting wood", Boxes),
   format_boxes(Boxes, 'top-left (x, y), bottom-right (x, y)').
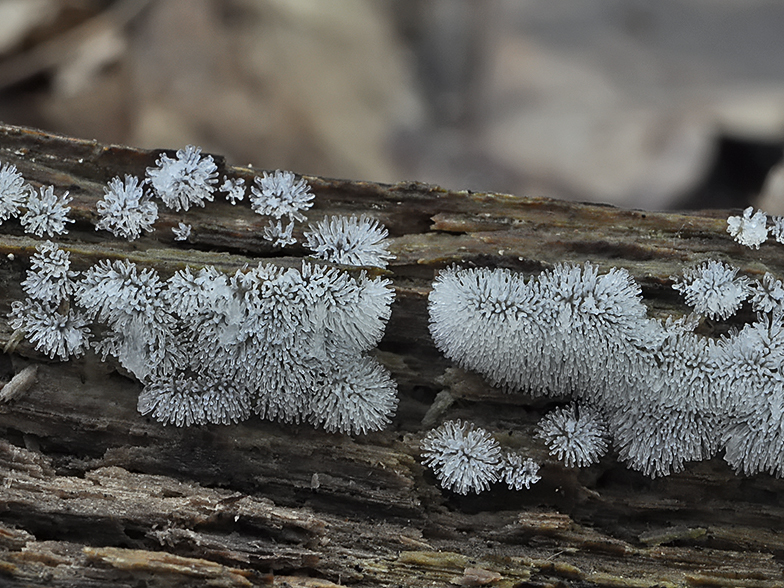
top-left (0, 122), bottom-right (782, 586)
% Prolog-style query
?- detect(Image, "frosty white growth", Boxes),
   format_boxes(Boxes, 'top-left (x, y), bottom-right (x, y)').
top-left (428, 261), bottom-right (784, 480)
top-left (21, 186), bottom-right (74, 238)
top-left (172, 222), bottom-right (191, 241)
top-left (420, 420), bottom-right (502, 495)
top-left (250, 170), bottom-right (314, 221)
top-left (536, 403), bottom-right (608, 468)
top-left (305, 215), bottom-right (394, 268)
top-left (727, 207), bottom-right (767, 249)
top-left (146, 145), bottom-right (218, 211)
top-left (429, 263), bottom-right (647, 400)
top-left (501, 453), bottom-right (541, 490)
top-left (263, 219), bottom-right (296, 247)
top-left (76, 259), bottom-right (396, 432)
top-left (220, 176), bottom-right (246, 205)
top-left (0, 163), bottom-right (29, 223)
top-left (8, 242), bottom-right (89, 360)
top-left (4, 154), bottom-right (399, 437)
top-left (750, 273), bottom-right (784, 314)
top-left (0, 164), bottom-right (73, 239)
top-left (421, 419), bottom-right (540, 494)
top-left (96, 175), bottom-right (158, 240)
top-left (8, 245), bottom-right (398, 432)
top-left (671, 260), bottom-right (750, 320)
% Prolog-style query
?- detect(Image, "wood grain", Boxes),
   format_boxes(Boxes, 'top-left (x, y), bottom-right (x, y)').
top-left (0, 122), bottom-right (781, 587)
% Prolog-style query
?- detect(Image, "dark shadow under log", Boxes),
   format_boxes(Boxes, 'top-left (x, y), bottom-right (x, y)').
top-left (0, 122), bottom-right (782, 586)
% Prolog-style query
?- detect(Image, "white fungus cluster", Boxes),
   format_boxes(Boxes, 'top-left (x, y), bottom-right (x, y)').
top-left (726, 206), bottom-right (784, 250)
top-left (3, 150), bottom-right (399, 437)
top-left (0, 164), bottom-right (74, 237)
top-left (536, 403), bottom-right (608, 468)
top-left (304, 215), bottom-right (394, 268)
top-left (146, 144), bottom-right (218, 212)
top-left (108, 150), bottom-right (393, 263)
top-left (727, 207), bottom-right (768, 249)
top-left (172, 222), bottom-right (191, 241)
top-left (2, 145), bottom-right (395, 267)
top-left (421, 420), bottom-right (542, 495)
top-left (250, 170), bottom-right (314, 222)
top-left (96, 175), bottom-right (158, 240)
top-left (501, 453), bottom-right (541, 490)
top-left (421, 420), bottom-right (499, 495)
top-left (10, 248), bottom-right (398, 432)
top-left (671, 260), bottom-right (750, 320)
top-left (0, 162), bottom-right (30, 223)
top-left (220, 177), bottom-right (246, 205)
top-left (8, 242), bottom-right (90, 360)
top-left (429, 263), bottom-right (648, 400)
top-left (84, 260), bottom-right (397, 432)
top-left (428, 261), bottom-right (784, 480)
top-left (22, 186), bottom-right (74, 237)
top-left (750, 273), bottom-right (784, 314)
top-left (715, 315), bottom-right (784, 477)
top-left (769, 216), bottom-right (784, 244)
top-left (263, 219), bottom-right (296, 248)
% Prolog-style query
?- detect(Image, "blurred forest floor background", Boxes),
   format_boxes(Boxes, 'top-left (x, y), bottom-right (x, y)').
top-left (1, 0), bottom-right (784, 212)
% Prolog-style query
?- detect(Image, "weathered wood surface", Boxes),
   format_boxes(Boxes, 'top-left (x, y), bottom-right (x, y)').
top-left (0, 122), bottom-right (782, 587)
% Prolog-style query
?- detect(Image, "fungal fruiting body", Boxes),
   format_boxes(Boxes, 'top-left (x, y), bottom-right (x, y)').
top-left (250, 170), bottom-right (314, 221)
top-left (72, 258), bottom-right (397, 432)
top-left (146, 145), bottom-right (218, 211)
top-left (536, 403), bottom-right (608, 468)
top-left (172, 222), bottom-right (191, 241)
top-left (501, 453), bottom-right (541, 490)
top-left (304, 215), bottom-right (394, 268)
top-left (421, 420), bottom-right (502, 495)
top-left (11, 247), bottom-right (397, 432)
top-left (263, 219), bottom-right (296, 247)
top-left (20, 186), bottom-right (73, 237)
top-left (8, 242), bottom-right (89, 360)
top-left (96, 175), bottom-right (158, 240)
top-left (671, 261), bottom-right (750, 320)
top-left (220, 177), bottom-right (246, 205)
top-left (428, 263), bottom-right (649, 400)
top-left (428, 261), bottom-right (784, 481)
top-left (0, 163), bottom-right (29, 224)
top-left (4, 155), bottom-right (399, 437)
top-left (420, 420), bottom-right (541, 494)
top-left (727, 207), bottom-right (768, 249)
top-left (750, 273), bottom-right (784, 314)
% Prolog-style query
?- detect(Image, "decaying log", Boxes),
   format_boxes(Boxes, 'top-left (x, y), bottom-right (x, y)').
top-left (0, 122), bottom-right (782, 587)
